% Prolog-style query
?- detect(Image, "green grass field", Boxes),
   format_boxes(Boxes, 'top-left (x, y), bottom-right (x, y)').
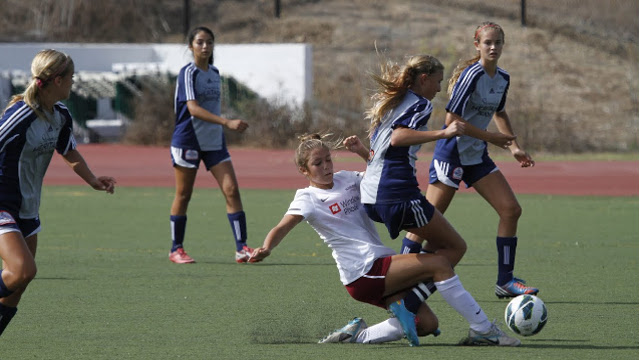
top-left (1, 186), bottom-right (637, 359)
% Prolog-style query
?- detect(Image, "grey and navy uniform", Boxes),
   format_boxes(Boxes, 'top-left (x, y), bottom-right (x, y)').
top-left (0, 101), bottom-right (75, 225)
top-left (173, 62), bottom-right (225, 152)
top-left (432, 61), bottom-right (509, 166)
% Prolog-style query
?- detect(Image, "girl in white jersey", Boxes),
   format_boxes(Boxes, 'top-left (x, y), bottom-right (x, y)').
top-left (169, 26), bottom-right (252, 264)
top-left (0, 50), bottom-right (116, 337)
top-left (249, 134), bottom-right (519, 347)
top-left (402, 22), bottom-right (539, 299)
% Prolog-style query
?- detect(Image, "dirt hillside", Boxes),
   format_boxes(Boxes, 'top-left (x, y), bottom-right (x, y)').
top-left (214, 0), bottom-right (639, 152)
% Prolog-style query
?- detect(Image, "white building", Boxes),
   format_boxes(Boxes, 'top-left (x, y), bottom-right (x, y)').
top-left (0, 43), bottom-right (313, 141)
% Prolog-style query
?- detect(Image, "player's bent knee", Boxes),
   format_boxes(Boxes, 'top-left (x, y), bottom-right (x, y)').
top-left (5, 265), bottom-right (37, 289)
top-left (430, 254), bottom-right (455, 278)
top-left (416, 311), bottom-right (439, 336)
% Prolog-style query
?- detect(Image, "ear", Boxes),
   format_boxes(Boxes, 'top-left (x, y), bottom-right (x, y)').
top-left (298, 166), bottom-right (308, 176)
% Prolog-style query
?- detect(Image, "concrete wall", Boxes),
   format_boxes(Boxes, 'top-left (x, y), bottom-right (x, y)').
top-left (0, 42), bottom-right (312, 107)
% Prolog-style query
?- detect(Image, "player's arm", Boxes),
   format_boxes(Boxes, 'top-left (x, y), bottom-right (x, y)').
top-left (62, 149), bottom-right (116, 193)
top-left (445, 111), bottom-right (515, 149)
top-left (493, 110), bottom-right (535, 167)
top-left (249, 214), bottom-right (303, 262)
top-left (390, 121), bottom-right (465, 147)
top-left (186, 100), bottom-right (248, 132)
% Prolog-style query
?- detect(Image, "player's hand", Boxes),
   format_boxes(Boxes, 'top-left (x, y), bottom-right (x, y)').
top-left (513, 149), bottom-right (535, 167)
top-left (226, 119), bottom-right (249, 133)
top-left (443, 120), bottom-right (465, 138)
top-left (249, 247), bottom-right (271, 263)
top-left (93, 176), bottom-right (116, 194)
top-left (490, 133), bottom-right (517, 149)
top-left (343, 135), bottom-right (364, 153)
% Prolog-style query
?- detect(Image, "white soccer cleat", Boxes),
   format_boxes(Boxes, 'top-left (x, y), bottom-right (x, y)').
top-left (319, 317), bottom-right (368, 343)
top-left (459, 320), bottom-right (521, 347)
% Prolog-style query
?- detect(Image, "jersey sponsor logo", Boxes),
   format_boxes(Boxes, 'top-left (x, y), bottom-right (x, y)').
top-left (340, 195), bottom-right (361, 215)
top-left (329, 203), bottom-right (342, 215)
top-left (0, 211), bottom-right (17, 226)
top-left (344, 183), bottom-right (358, 192)
top-left (185, 149), bottom-right (199, 160)
top-left (452, 167), bottom-right (463, 180)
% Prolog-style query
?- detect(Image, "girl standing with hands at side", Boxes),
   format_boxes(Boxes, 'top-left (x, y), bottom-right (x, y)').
top-left (249, 134), bottom-right (520, 347)
top-left (402, 22), bottom-right (539, 298)
top-left (169, 26), bottom-right (252, 264)
top-left (0, 49), bottom-right (116, 336)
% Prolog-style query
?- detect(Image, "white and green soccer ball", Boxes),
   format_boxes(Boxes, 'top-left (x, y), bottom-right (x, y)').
top-left (504, 294), bottom-right (548, 336)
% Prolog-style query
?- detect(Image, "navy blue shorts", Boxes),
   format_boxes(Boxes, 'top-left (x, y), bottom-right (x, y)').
top-left (428, 151), bottom-right (498, 189)
top-left (0, 210), bottom-right (41, 238)
top-left (171, 146), bottom-right (231, 170)
top-left (364, 197), bottom-right (435, 239)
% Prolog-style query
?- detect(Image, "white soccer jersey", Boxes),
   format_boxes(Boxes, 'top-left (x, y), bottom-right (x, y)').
top-left (437, 61), bottom-right (510, 165)
top-left (286, 171), bottom-right (396, 285)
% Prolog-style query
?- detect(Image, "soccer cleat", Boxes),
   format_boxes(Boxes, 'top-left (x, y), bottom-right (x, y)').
top-left (235, 245), bottom-right (254, 263)
top-left (459, 320), bottom-right (521, 347)
top-left (495, 278), bottom-right (539, 299)
top-left (318, 317), bottom-right (368, 343)
top-left (169, 248), bottom-right (195, 264)
top-left (388, 300), bottom-right (420, 347)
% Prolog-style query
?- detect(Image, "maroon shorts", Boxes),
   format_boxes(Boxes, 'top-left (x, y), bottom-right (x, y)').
top-left (345, 256), bottom-right (392, 309)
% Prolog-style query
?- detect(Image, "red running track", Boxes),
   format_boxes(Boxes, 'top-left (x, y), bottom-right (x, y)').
top-left (43, 144), bottom-right (638, 197)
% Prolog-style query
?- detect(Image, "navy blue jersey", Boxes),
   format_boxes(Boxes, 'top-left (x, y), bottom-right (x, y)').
top-left (434, 62), bottom-right (510, 165)
top-left (172, 63), bottom-right (224, 151)
top-left (361, 90), bottom-right (432, 204)
top-left (0, 101), bottom-right (75, 218)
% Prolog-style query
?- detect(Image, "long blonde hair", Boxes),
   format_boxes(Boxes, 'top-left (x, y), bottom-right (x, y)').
top-left (365, 55), bottom-right (444, 137)
top-left (4, 49), bottom-right (73, 118)
top-left (447, 21), bottom-right (505, 95)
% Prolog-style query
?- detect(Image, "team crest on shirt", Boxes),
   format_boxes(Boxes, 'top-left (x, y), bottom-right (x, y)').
top-left (368, 149), bottom-right (374, 162)
top-left (0, 211), bottom-right (16, 226)
top-left (452, 167), bottom-right (463, 180)
top-left (185, 149), bottom-right (199, 160)
top-left (329, 203), bottom-right (342, 215)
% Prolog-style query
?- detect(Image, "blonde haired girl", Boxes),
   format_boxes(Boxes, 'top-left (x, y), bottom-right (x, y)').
top-left (403, 22), bottom-right (539, 299)
top-left (0, 49), bottom-right (116, 336)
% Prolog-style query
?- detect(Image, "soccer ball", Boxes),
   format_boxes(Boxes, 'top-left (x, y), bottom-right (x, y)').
top-left (504, 294), bottom-right (548, 336)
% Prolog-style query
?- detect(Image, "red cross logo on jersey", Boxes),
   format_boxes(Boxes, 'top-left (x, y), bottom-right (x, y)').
top-left (329, 203), bottom-right (342, 214)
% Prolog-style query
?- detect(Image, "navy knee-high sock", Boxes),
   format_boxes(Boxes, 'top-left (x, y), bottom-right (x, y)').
top-left (227, 211), bottom-right (247, 251)
top-left (402, 281), bottom-right (438, 314)
top-left (170, 215), bottom-right (187, 252)
top-left (496, 236), bottom-right (518, 285)
top-left (0, 302), bottom-right (17, 337)
top-left (400, 237), bottom-right (422, 254)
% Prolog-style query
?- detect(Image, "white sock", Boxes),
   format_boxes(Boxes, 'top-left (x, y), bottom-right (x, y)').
top-left (354, 318), bottom-right (404, 344)
top-left (435, 275), bottom-right (492, 332)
